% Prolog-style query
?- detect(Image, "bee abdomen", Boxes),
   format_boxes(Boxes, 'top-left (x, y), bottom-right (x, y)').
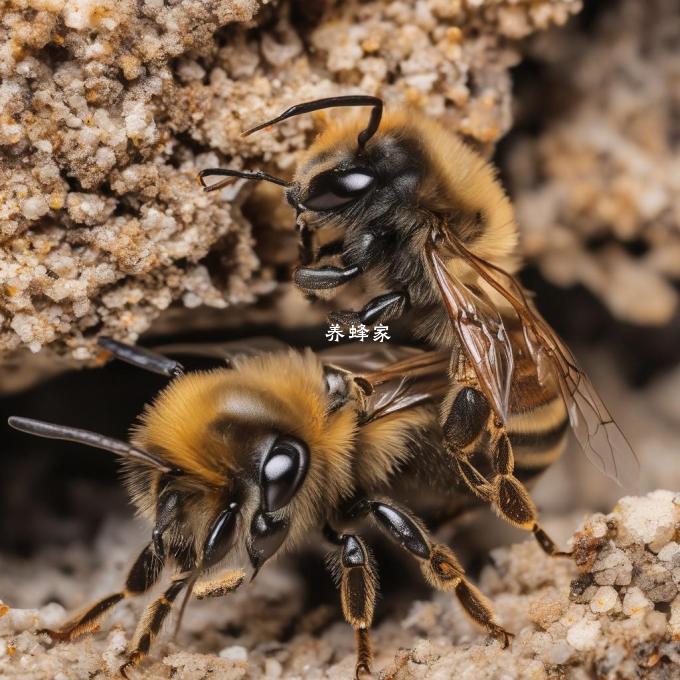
top-left (508, 397), bottom-right (569, 474)
top-left (509, 418), bottom-right (569, 469)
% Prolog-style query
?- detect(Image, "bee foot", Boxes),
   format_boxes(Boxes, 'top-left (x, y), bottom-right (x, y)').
top-left (37, 627), bottom-right (91, 642)
top-left (119, 652), bottom-right (143, 679)
top-left (490, 624), bottom-right (514, 649)
top-left (355, 662), bottom-right (372, 679)
top-left (36, 628), bottom-right (60, 641)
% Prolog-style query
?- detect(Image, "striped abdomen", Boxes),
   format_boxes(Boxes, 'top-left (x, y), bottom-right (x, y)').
top-left (506, 336), bottom-right (569, 479)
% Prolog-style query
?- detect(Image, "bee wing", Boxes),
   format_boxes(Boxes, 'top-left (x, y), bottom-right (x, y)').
top-left (360, 350), bottom-right (451, 420)
top-left (524, 323), bottom-right (640, 490)
top-left (366, 374), bottom-right (450, 420)
top-left (450, 238), bottom-right (640, 490)
top-left (322, 345), bottom-right (450, 420)
top-left (427, 247), bottom-right (515, 421)
top-left (318, 343), bottom-right (427, 375)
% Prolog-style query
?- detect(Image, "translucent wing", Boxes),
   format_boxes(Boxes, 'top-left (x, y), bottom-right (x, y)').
top-left (361, 350), bottom-right (451, 421)
top-left (318, 343), bottom-right (427, 374)
top-left (427, 247), bottom-right (515, 421)
top-left (448, 237), bottom-right (639, 489)
top-left (323, 346), bottom-right (450, 422)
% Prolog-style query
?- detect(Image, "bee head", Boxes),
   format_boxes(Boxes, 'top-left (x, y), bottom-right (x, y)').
top-left (199, 95), bottom-right (518, 277)
top-left (289, 116), bottom-right (424, 236)
top-left (198, 95), bottom-right (412, 228)
top-left (133, 350), bottom-right (366, 574)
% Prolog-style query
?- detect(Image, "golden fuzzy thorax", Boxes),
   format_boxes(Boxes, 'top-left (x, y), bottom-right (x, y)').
top-left (295, 108), bottom-right (519, 277)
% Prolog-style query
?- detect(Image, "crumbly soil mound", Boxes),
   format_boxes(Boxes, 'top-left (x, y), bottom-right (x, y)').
top-left (0, 0), bottom-right (581, 365)
top-left (0, 490), bottom-right (678, 679)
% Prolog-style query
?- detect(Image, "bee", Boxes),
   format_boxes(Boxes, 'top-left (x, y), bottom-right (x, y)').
top-left (10, 336), bottom-right (522, 678)
top-left (199, 96), bottom-right (639, 559)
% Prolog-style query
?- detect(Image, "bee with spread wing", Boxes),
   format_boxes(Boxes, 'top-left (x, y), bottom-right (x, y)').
top-left (11, 338), bottom-right (522, 678)
top-left (199, 96), bottom-right (639, 558)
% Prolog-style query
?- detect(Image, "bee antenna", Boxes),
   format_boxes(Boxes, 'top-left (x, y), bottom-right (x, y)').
top-left (7, 416), bottom-right (176, 473)
top-left (241, 95), bottom-right (384, 149)
top-left (98, 337), bottom-right (184, 378)
top-left (198, 168), bottom-right (291, 192)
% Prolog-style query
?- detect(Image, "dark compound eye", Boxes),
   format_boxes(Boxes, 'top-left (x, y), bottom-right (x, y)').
top-left (304, 168), bottom-right (375, 211)
top-left (259, 436), bottom-right (309, 512)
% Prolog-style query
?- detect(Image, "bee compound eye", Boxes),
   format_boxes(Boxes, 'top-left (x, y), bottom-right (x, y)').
top-left (202, 502), bottom-right (239, 569)
top-left (304, 169), bottom-right (375, 211)
top-left (259, 437), bottom-right (309, 513)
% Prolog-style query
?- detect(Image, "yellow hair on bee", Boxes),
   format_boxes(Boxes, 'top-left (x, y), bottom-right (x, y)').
top-left (355, 406), bottom-right (435, 490)
top-left (225, 349), bottom-right (360, 514)
top-left (133, 370), bottom-right (235, 485)
top-left (296, 107), bottom-right (518, 277)
top-left (132, 350), bottom-right (359, 518)
top-left (403, 112), bottom-right (518, 273)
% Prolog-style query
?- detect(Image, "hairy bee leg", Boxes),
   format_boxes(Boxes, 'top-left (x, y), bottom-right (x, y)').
top-left (490, 432), bottom-right (570, 557)
top-left (41, 593), bottom-right (125, 643)
top-left (442, 383), bottom-right (568, 558)
top-left (40, 543), bottom-right (162, 642)
top-left (356, 501), bottom-right (511, 646)
top-left (294, 264), bottom-right (361, 290)
top-left (441, 384), bottom-right (494, 499)
top-left (325, 526), bottom-right (377, 678)
top-left (426, 544), bottom-right (512, 647)
top-left (328, 291), bottom-right (408, 327)
top-left (120, 573), bottom-right (191, 678)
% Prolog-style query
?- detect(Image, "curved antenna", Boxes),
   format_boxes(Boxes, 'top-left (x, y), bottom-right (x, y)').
top-left (241, 95), bottom-right (384, 149)
top-left (198, 168), bottom-right (290, 193)
top-left (98, 336), bottom-right (184, 378)
top-left (8, 416), bottom-right (176, 472)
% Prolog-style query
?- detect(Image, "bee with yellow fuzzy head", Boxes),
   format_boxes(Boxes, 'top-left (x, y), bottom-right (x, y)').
top-left (9, 337), bottom-right (517, 678)
top-left (200, 96), bottom-right (517, 345)
top-left (200, 96), bottom-right (638, 574)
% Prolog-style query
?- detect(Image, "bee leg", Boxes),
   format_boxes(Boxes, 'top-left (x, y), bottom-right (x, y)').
top-left (120, 573), bottom-right (191, 678)
top-left (441, 385), bottom-right (494, 500)
top-left (489, 430), bottom-right (570, 558)
top-left (172, 569), bottom-right (245, 639)
top-left (40, 543), bottom-right (162, 642)
top-left (442, 383), bottom-right (569, 558)
top-left (324, 525), bottom-right (376, 679)
top-left (294, 264), bottom-right (361, 290)
top-left (328, 291), bottom-right (408, 327)
top-left (359, 501), bottom-right (511, 646)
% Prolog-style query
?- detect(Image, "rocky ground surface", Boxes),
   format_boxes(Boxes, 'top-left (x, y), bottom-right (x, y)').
top-left (0, 490), bottom-right (678, 679)
top-left (2, 0), bottom-right (678, 394)
top-left (506, 0), bottom-right (680, 327)
top-left (0, 0), bottom-right (581, 368)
